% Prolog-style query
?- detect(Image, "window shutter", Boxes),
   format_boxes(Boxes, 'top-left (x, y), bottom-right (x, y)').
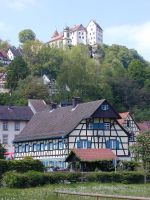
top-left (116, 140), bottom-right (119, 150)
top-left (87, 141), bottom-right (91, 148)
top-left (77, 140), bottom-right (81, 148)
top-left (106, 140), bottom-right (110, 148)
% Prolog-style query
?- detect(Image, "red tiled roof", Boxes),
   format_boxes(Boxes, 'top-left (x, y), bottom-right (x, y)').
top-left (70, 24), bottom-right (86, 32)
top-left (52, 30), bottom-right (59, 38)
top-left (0, 50), bottom-right (7, 58)
top-left (50, 34), bottom-right (63, 42)
top-left (67, 149), bottom-right (116, 162)
top-left (138, 121), bottom-right (150, 132)
top-left (117, 112), bottom-right (129, 125)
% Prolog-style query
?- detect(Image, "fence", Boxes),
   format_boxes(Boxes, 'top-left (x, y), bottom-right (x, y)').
top-left (55, 190), bottom-right (150, 200)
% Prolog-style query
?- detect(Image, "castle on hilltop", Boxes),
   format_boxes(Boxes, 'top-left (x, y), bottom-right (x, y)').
top-left (47, 20), bottom-right (103, 48)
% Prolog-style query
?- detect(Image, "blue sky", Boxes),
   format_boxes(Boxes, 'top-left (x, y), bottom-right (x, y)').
top-left (0, 0), bottom-right (150, 60)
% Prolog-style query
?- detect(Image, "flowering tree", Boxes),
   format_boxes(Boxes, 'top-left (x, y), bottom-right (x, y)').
top-left (131, 131), bottom-right (150, 183)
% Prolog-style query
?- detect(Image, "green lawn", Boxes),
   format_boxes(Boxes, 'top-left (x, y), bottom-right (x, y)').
top-left (0, 183), bottom-right (150, 200)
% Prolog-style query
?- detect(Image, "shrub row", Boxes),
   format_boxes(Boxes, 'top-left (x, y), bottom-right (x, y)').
top-left (0, 159), bottom-right (45, 175)
top-left (2, 171), bottom-right (150, 188)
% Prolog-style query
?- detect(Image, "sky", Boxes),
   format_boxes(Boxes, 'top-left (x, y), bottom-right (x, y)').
top-left (0, 0), bottom-right (150, 60)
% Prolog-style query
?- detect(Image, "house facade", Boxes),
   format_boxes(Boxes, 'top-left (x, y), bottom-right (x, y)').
top-left (7, 47), bottom-right (22, 61)
top-left (47, 20), bottom-right (103, 48)
top-left (14, 99), bottom-right (132, 168)
top-left (0, 106), bottom-right (33, 156)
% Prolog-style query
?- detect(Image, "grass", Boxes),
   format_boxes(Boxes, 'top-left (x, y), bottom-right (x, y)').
top-left (0, 182), bottom-right (150, 200)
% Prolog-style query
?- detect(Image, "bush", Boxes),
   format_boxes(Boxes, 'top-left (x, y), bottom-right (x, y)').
top-left (3, 172), bottom-right (28, 188)
top-left (119, 161), bottom-right (139, 171)
top-left (122, 172), bottom-right (144, 184)
top-left (2, 171), bottom-right (150, 188)
top-left (0, 159), bottom-right (44, 175)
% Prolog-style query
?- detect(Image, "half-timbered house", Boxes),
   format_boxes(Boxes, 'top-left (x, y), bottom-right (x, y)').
top-left (117, 112), bottom-right (140, 145)
top-left (14, 98), bottom-right (131, 168)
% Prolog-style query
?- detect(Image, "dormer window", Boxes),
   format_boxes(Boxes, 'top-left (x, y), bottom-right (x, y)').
top-left (101, 104), bottom-right (109, 111)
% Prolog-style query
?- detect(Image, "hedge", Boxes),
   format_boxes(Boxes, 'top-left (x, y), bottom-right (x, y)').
top-left (0, 159), bottom-right (45, 175)
top-left (2, 171), bottom-right (150, 188)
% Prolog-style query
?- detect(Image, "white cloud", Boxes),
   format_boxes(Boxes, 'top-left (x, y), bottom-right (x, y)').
top-left (4, 0), bottom-right (37, 10)
top-left (104, 22), bottom-right (150, 61)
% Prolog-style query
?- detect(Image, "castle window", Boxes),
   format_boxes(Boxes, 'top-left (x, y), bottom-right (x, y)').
top-left (82, 36), bottom-right (84, 39)
top-left (79, 36), bottom-right (81, 39)
top-left (106, 139), bottom-right (120, 150)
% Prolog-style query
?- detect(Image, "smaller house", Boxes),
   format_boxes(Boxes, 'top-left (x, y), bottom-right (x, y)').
top-left (66, 149), bottom-right (116, 171)
top-left (118, 112), bottom-right (140, 144)
top-left (0, 105), bottom-right (33, 155)
top-left (7, 47), bottom-right (22, 61)
top-left (0, 50), bottom-right (10, 65)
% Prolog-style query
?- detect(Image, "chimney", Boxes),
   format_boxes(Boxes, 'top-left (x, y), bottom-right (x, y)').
top-left (72, 97), bottom-right (80, 108)
top-left (50, 102), bottom-right (57, 110)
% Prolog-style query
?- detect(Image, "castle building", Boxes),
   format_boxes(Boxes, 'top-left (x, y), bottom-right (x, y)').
top-left (47, 20), bottom-right (103, 48)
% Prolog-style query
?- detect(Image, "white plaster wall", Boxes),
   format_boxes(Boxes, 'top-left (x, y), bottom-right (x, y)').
top-left (0, 120), bottom-right (27, 152)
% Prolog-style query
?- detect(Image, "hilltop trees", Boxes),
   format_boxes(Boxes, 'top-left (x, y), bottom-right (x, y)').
top-left (3, 41), bottom-right (150, 121)
top-left (19, 29), bottom-right (36, 43)
top-left (6, 57), bottom-right (29, 91)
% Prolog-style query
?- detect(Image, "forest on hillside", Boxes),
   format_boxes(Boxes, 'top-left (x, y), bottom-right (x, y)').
top-left (0, 39), bottom-right (150, 121)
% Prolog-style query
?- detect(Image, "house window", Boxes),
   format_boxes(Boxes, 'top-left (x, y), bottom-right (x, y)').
top-left (44, 143), bottom-right (49, 150)
top-left (3, 121), bottom-right (8, 131)
top-left (77, 140), bottom-right (91, 149)
top-left (36, 144), bottom-right (40, 151)
top-left (18, 145), bottom-right (22, 153)
top-left (82, 32), bottom-right (84, 35)
top-left (79, 36), bottom-right (81, 39)
top-left (106, 139), bottom-right (120, 150)
top-left (101, 104), bottom-right (109, 111)
top-left (129, 133), bottom-right (135, 142)
top-left (82, 36), bottom-right (84, 39)
top-left (15, 121), bottom-right (20, 131)
top-left (104, 123), bottom-right (110, 130)
top-left (2, 134), bottom-right (8, 145)
top-left (79, 32), bottom-right (80, 34)
top-left (25, 144), bottom-right (30, 152)
top-left (33, 143), bottom-right (36, 151)
top-left (59, 141), bottom-right (63, 149)
top-left (127, 120), bottom-right (130, 127)
top-left (49, 142), bottom-right (53, 150)
top-left (88, 123), bottom-right (110, 130)
top-left (40, 143), bottom-right (44, 151)
top-left (54, 142), bottom-right (58, 150)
